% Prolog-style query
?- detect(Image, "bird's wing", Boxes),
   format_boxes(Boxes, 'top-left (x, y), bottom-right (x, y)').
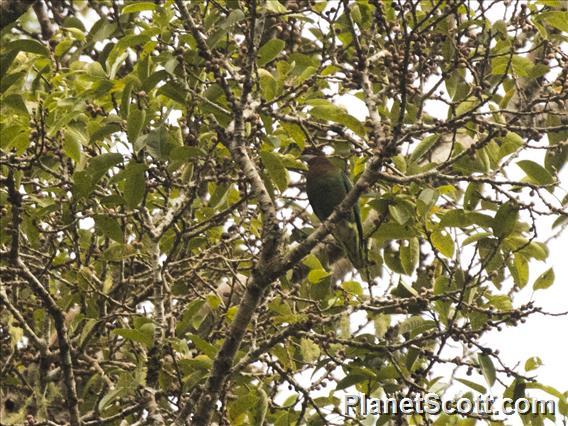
top-left (341, 171), bottom-right (367, 263)
top-left (341, 172), bottom-right (363, 236)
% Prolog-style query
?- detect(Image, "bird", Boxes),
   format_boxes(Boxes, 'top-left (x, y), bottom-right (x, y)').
top-left (301, 147), bottom-right (368, 276)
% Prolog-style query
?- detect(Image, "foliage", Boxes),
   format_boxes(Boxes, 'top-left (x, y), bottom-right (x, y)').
top-left (1, 1), bottom-right (567, 425)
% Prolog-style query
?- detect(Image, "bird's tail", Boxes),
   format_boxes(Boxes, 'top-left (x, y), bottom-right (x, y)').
top-left (333, 220), bottom-right (370, 282)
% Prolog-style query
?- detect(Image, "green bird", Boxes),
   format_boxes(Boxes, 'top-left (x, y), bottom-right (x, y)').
top-left (301, 148), bottom-right (367, 273)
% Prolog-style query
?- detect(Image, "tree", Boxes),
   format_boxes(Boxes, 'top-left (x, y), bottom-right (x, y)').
top-left (1, 0), bottom-right (567, 425)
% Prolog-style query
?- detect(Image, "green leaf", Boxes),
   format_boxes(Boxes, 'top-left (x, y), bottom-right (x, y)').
top-left (169, 146), bottom-right (205, 161)
top-left (542, 11), bottom-right (568, 32)
top-left (206, 294), bottom-right (221, 310)
top-left (281, 122), bottom-right (305, 146)
top-left (455, 96), bottom-right (478, 116)
top-left (463, 182), bottom-right (483, 210)
top-left (87, 18), bottom-right (117, 44)
top-left (7, 39), bottom-right (49, 56)
top-left (433, 276), bottom-right (450, 295)
top-left (187, 334), bottom-right (218, 358)
top-left (384, 247), bottom-right (405, 274)
top-left (511, 254), bottom-right (529, 288)
top-left (249, 388), bottom-right (269, 426)
top-left (295, 66), bottom-right (317, 85)
top-left (499, 132), bottom-right (524, 158)
top-left (122, 2), bottom-right (156, 14)
top-left (63, 128), bottom-right (84, 162)
top-left (257, 39), bottom-right (285, 66)
top-left (265, 1), bottom-right (288, 13)
top-left (88, 153), bottom-right (123, 183)
top-left (229, 392), bottom-right (257, 422)
top-left (492, 203), bottom-right (518, 238)
top-left (302, 254), bottom-right (323, 270)
top-left (258, 68), bottom-right (277, 100)
top-left (223, 9), bottom-right (245, 28)
top-left (208, 183), bottom-right (230, 208)
top-left (0, 71), bottom-right (25, 93)
top-left (178, 355), bottom-right (213, 372)
top-left (86, 61), bottom-right (106, 78)
top-left (140, 126), bottom-right (175, 160)
top-left (113, 327), bottom-right (153, 348)
top-left (300, 338), bottom-right (320, 362)
top-left (372, 223), bottom-right (417, 241)
top-left (504, 378), bottom-right (526, 401)
top-left (417, 188), bottom-right (438, 216)
top-left (463, 232), bottom-right (491, 246)
top-left (486, 294), bottom-right (513, 311)
top-left (91, 122), bottom-right (121, 143)
top-left (176, 300), bottom-right (206, 337)
top-left (400, 238), bottom-right (419, 275)
top-left (72, 171), bottom-right (93, 199)
top-left (520, 241), bottom-right (548, 261)
top-left (127, 106), bottom-right (146, 145)
top-left (440, 209), bottom-right (471, 228)
top-left (512, 55), bottom-right (534, 78)
top-left (123, 162), bottom-right (146, 209)
top-left (142, 70), bottom-right (169, 93)
top-left (431, 230), bottom-right (454, 257)
top-left (525, 356), bottom-right (542, 372)
top-left (261, 151), bottom-right (288, 191)
top-left (308, 269), bottom-right (330, 284)
top-left (341, 280), bottom-right (363, 297)
top-left (492, 56), bottom-right (512, 76)
top-left (308, 100), bottom-right (365, 136)
top-left (388, 202), bottom-right (413, 225)
top-left (399, 316), bottom-right (436, 336)
top-left (0, 50), bottom-right (18, 78)
top-left (493, 20), bottom-right (507, 36)
top-left (456, 378), bottom-right (487, 394)
top-left (409, 135), bottom-right (439, 163)
top-left (94, 215), bottom-right (123, 242)
top-left (79, 318), bottom-right (98, 347)
top-left (517, 160), bottom-right (554, 185)
top-left (158, 81), bottom-right (188, 105)
top-left (98, 386), bottom-right (127, 413)
top-left (525, 382), bottom-right (564, 399)
top-left (2, 94), bottom-right (29, 116)
top-left (335, 374), bottom-right (368, 391)
top-left (73, 153), bottom-right (123, 198)
top-left (528, 63), bottom-right (550, 80)
top-left (478, 353), bottom-right (496, 387)
top-left (533, 267), bottom-right (554, 290)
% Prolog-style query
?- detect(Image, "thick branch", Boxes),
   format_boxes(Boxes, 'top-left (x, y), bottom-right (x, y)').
top-left (183, 147), bottom-right (385, 425)
top-left (32, 0), bottom-right (54, 39)
top-left (16, 259), bottom-right (81, 426)
top-left (173, 5), bottom-right (282, 422)
top-left (180, 108), bottom-right (282, 426)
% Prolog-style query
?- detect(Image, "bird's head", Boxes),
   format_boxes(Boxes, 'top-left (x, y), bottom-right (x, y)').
top-left (300, 147), bottom-right (326, 164)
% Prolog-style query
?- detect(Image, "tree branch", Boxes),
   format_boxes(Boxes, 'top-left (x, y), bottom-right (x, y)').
top-left (0, 288), bottom-right (47, 351)
top-left (182, 143), bottom-right (385, 425)
top-left (16, 259), bottom-right (81, 426)
top-left (32, 0), bottom-right (54, 40)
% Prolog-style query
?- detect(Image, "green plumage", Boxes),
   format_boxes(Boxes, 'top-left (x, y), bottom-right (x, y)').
top-left (305, 153), bottom-right (367, 271)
